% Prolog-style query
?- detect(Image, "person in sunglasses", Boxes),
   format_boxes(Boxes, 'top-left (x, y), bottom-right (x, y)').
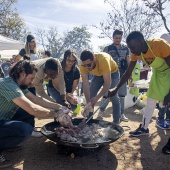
top-left (47, 49), bottom-right (80, 111)
top-left (80, 50), bottom-right (121, 124)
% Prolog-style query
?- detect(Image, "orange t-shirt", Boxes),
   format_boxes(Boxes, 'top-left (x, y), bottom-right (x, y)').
top-left (130, 38), bottom-right (170, 64)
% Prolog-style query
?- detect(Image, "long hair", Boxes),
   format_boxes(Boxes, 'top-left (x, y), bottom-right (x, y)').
top-left (25, 41), bottom-right (37, 56)
top-left (9, 60), bottom-right (37, 80)
top-left (61, 49), bottom-right (79, 74)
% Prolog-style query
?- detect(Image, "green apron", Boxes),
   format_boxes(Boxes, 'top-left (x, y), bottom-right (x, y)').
top-left (141, 41), bottom-right (170, 102)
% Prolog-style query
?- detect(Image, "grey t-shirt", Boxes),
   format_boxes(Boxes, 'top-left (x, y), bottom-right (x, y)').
top-left (103, 43), bottom-right (130, 70)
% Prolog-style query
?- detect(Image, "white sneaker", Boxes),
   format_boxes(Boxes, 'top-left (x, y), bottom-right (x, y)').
top-left (120, 114), bottom-right (129, 122)
top-left (98, 110), bottom-right (104, 117)
top-left (31, 129), bottom-right (43, 138)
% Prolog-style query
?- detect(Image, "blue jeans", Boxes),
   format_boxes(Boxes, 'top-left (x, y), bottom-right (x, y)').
top-left (12, 108), bottom-right (35, 127)
top-left (0, 120), bottom-right (33, 152)
top-left (158, 107), bottom-right (170, 120)
top-left (100, 69), bottom-right (127, 115)
top-left (47, 87), bottom-right (77, 111)
top-left (90, 71), bottom-right (121, 123)
top-left (100, 96), bottom-right (125, 115)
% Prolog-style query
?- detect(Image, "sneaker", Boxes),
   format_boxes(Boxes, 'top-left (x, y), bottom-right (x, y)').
top-left (156, 119), bottom-right (170, 130)
top-left (120, 114), bottom-right (129, 122)
top-left (129, 124), bottom-right (142, 134)
top-left (162, 138), bottom-right (170, 154)
top-left (0, 153), bottom-right (12, 168)
top-left (31, 128), bottom-right (43, 138)
top-left (129, 124), bottom-right (149, 137)
top-left (98, 110), bottom-right (104, 117)
top-left (165, 119), bottom-right (170, 126)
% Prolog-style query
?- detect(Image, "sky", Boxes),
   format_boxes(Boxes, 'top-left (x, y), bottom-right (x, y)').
top-left (15, 0), bottom-right (170, 52)
top-left (15, 0), bottom-right (113, 52)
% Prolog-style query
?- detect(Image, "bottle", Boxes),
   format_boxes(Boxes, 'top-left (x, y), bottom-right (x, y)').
top-left (73, 103), bottom-right (81, 114)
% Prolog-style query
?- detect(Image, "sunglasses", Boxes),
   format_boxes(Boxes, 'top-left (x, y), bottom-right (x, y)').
top-left (67, 58), bottom-right (76, 63)
top-left (82, 61), bottom-right (93, 68)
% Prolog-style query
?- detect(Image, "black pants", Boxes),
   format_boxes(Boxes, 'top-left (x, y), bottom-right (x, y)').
top-left (12, 87), bottom-right (36, 127)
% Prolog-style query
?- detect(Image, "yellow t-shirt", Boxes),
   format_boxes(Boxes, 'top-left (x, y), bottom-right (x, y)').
top-left (130, 38), bottom-right (170, 64)
top-left (80, 52), bottom-right (118, 76)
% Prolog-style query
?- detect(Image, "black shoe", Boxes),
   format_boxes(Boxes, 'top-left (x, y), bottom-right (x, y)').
top-left (0, 152), bottom-right (12, 168)
top-left (129, 124), bottom-right (142, 134)
top-left (129, 124), bottom-right (149, 137)
top-left (162, 138), bottom-right (170, 154)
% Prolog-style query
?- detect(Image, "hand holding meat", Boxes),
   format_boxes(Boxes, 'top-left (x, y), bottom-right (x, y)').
top-left (56, 106), bottom-right (73, 127)
top-left (81, 102), bottom-right (93, 117)
top-left (58, 113), bottom-right (73, 127)
top-left (62, 100), bottom-right (71, 109)
top-left (66, 93), bottom-right (78, 105)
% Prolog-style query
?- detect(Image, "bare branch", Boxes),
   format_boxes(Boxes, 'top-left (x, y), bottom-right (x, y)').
top-left (94, 0), bottom-right (162, 41)
top-left (143, 0), bottom-right (170, 33)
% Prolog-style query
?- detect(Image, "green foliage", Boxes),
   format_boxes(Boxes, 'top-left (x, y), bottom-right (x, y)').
top-left (0, 0), bottom-right (29, 41)
top-left (35, 26), bottom-right (92, 58)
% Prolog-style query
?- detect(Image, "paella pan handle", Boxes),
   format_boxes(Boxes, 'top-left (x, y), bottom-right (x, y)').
top-left (34, 127), bottom-right (42, 132)
top-left (80, 144), bottom-right (99, 149)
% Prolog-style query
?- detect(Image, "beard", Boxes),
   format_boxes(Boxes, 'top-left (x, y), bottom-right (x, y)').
top-left (20, 85), bottom-right (28, 90)
top-left (114, 42), bottom-right (120, 46)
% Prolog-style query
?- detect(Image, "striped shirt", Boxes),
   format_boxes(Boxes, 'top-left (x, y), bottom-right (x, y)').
top-left (0, 77), bottom-right (29, 120)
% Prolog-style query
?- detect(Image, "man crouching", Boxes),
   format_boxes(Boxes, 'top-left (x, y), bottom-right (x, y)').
top-left (0, 60), bottom-right (72, 168)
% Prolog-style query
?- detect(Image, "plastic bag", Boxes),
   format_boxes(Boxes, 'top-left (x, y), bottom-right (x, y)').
top-left (66, 93), bottom-right (78, 105)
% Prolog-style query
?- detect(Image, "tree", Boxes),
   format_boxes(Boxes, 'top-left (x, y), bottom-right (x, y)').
top-left (34, 27), bottom-right (47, 51)
top-left (0, 0), bottom-right (28, 41)
top-left (94, 0), bottom-right (162, 41)
top-left (143, 0), bottom-right (170, 33)
top-left (62, 26), bottom-right (92, 57)
top-left (35, 26), bottom-right (92, 58)
top-left (46, 27), bottom-right (65, 58)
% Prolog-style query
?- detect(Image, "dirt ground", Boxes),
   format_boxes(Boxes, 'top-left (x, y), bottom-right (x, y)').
top-left (3, 103), bottom-right (170, 170)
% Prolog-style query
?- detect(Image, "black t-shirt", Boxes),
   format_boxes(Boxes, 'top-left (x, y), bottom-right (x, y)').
top-left (19, 48), bottom-right (35, 56)
top-left (19, 48), bottom-right (38, 61)
top-left (48, 67), bottom-right (80, 93)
